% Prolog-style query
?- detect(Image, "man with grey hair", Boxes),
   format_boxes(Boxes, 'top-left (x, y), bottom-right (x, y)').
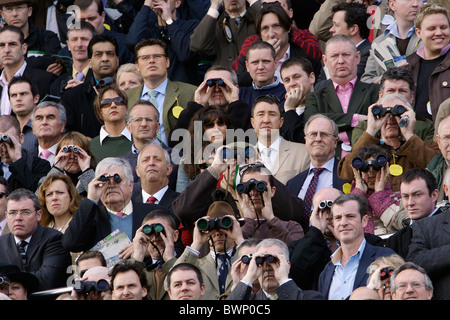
top-left (31, 100), bottom-right (66, 166)
top-left (337, 93), bottom-right (440, 192)
top-left (304, 34), bottom-right (379, 160)
top-left (227, 238), bottom-right (323, 300)
top-left (391, 262), bottom-right (433, 300)
top-left (0, 115), bottom-right (50, 191)
top-left (62, 157), bottom-right (163, 252)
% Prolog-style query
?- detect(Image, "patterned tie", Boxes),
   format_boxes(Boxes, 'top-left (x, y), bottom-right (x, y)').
top-left (145, 90), bottom-right (159, 109)
top-left (17, 240), bottom-right (28, 271)
top-left (147, 196), bottom-right (157, 204)
top-left (40, 149), bottom-right (52, 161)
top-left (303, 167), bottom-right (325, 223)
top-left (217, 254), bottom-right (228, 294)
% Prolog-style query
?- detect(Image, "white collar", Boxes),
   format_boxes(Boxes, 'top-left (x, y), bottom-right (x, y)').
top-left (99, 126), bottom-right (132, 145)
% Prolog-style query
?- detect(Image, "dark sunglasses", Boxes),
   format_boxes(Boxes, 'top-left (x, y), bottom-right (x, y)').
top-left (100, 97), bottom-right (125, 108)
top-left (0, 192), bottom-right (6, 199)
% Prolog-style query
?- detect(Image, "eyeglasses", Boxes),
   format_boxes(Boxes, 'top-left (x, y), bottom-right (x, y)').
top-left (0, 192), bottom-right (6, 199)
top-left (396, 281), bottom-right (426, 291)
top-left (137, 54), bottom-right (166, 63)
top-left (100, 97), bottom-right (125, 108)
top-left (305, 131), bottom-right (336, 140)
top-left (239, 162), bottom-right (266, 177)
top-left (6, 209), bottom-right (36, 217)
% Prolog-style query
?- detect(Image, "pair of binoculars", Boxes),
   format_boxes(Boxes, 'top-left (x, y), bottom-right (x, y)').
top-left (236, 179), bottom-right (267, 194)
top-left (197, 157), bottom-right (214, 170)
top-left (241, 254), bottom-right (277, 265)
top-left (142, 223), bottom-right (165, 236)
top-left (197, 216), bottom-right (233, 232)
top-left (99, 174), bottom-right (122, 183)
top-left (73, 279), bottom-right (109, 294)
top-left (318, 200), bottom-right (333, 210)
top-left (221, 146), bottom-right (255, 161)
top-left (0, 134), bottom-right (12, 145)
top-left (371, 104), bottom-right (406, 118)
top-left (351, 155), bottom-right (388, 172)
top-left (379, 267), bottom-right (394, 280)
top-left (62, 145), bottom-right (79, 153)
top-left (206, 78), bottom-right (226, 87)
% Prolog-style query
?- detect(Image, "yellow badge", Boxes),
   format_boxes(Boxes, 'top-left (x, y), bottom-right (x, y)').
top-left (343, 182), bottom-right (352, 194)
top-left (389, 164), bottom-right (403, 176)
top-left (172, 106), bottom-right (183, 119)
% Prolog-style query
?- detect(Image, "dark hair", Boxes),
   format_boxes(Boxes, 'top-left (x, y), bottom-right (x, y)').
top-left (8, 75), bottom-right (39, 98)
top-left (255, 3), bottom-right (292, 38)
top-left (0, 177), bottom-right (10, 196)
top-left (280, 56), bottom-right (314, 79)
top-left (354, 144), bottom-right (392, 162)
top-left (87, 34), bottom-right (119, 59)
top-left (0, 115), bottom-right (21, 137)
top-left (0, 25), bottom-right (25, 44)
top-left (6, 188), bottom-right (41, 211)
top-left (246, 41), bottom-right (277, 61)
top-left (251, 94), bottom-right (283, 117)
top-left (76, 250), bottom-right (107, 267)
top-left (74, 0), bottom-right (104, 15)
top-left (67, 20), bottom-right (96, 38)
top-left (332, 193), bottom-right (369, 218)
top-left (134, 38), bottom-right (169, 61)
top-left (401, 168), bottom-right (437, 197)
top-left (142, 209), bottom-right (178, 230)
top-left (332, 2), bottom-right (370, 39)
top-left (166, 263), bottom-right (204, 288)
top-left (241, 163), bottom-right (275, 188)
top-left (380, 66), bottom-right (415, 93)
top-left (94, 85), bottom-right (128, 124)
top-left (110, 261), bottom-right (148, 292)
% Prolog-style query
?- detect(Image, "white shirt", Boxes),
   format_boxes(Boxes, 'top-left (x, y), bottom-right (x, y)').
top-left (141, 185), bottom-right (168, 204)
top-left (38, 143), bottom-right (59, 166)
top-left (99, 126), bottom-right (132, 145)
top-left (257, 136), bottom-right (281, 173)
top-left (298, 157), bottom-right (335, 201)
top-left (0, 62), bottom-right (27, 115)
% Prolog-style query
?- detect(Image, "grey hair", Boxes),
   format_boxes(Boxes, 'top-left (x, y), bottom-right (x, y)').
top-left (137, 144), bottom-right (171, 168)
top-left (325, 34), bottom-right (357, 54)
top-left (304, 114), bottom-right (339, 137)
top-left (31, 101), bottom-right (67, 125)
top-left (376, 93), bottom-right (413, 109)
top-left (255, 238), bottom-right (290, 262)
top-left (390, 262), bottom-right (434, 293)
top-left (95, 157), bottom-right (134, 183)
top-left (126, 99), bottom-right (160, 123)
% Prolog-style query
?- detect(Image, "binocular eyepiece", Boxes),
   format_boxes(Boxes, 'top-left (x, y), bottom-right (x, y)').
top-left (236, 178), bottom-right (267, 194)
top-left (142, 223), bottom-right (165, 236)
top-left (351, 154), bottom-right (388, 172)
top-left (62, 145), bottom-right (78, 153)
top-left (206, 78), bottom-right (226, 87)
top-left (197, 216), bottom-right (233, 232)
top-left (241, 254), bottom-right (278, 265)
top-left (0, 134), bottom-right (12, 145)
top-left (99, 173), bottom-right (122, 183)
top-left (221, 146), bottom-right (255, 161)
top-left (318, 200), bottom-right (333, 210)
top-left (371, 104), bottom-right (406, 118)
top-left (379, 267), bottom-right (394, 281)
top-left (73, 279), bottom-right (109, 294)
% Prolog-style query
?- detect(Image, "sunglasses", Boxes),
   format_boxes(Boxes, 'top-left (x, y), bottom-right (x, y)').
top-left (0, 192), bottom-right (6, 199)
top-left (100, 97), bottom-right (125, 108)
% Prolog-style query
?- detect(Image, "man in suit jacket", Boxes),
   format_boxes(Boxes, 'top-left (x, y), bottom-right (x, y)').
top-left (0, 188), bottom-right (71, 291)
top-left (126, 38), bottom-right (197, 148)
top-left (286, 114), bottom-right (345, 231)
top-left (173, 201), bottom-right (245, 300)
top-left (318, 193), bottom-right (395, 300)
top-left (62, 157), bottom-right (163, 253)
top-left (0, 25), bottom-right (56, 117)
top-left (227, 238), bottom-right (323, 300)
top-left (304, 34), bottom-right (380, 160)
top-left (250, 94), bottom-right (309, 184)
top-left (0, 177), bottom-right (8, 236)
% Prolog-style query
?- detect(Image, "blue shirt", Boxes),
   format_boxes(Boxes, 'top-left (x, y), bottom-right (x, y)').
top-left (328, 239), bottom-right (366, 300)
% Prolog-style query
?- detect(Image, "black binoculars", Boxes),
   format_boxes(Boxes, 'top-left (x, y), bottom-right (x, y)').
top-left (99, 173), bottom-right (122, 183)
top-left (371, 104), bottom-right (406, 118)
top-left (62, 145), bottom-right (79, 153)
top-left (236, 179), bottom-right (267, 194)
top-left (0, 134), bottom-right (12, 145)
top-left (206, 78), bottom-right (226, 87)
top-left (318, 200), bottom-right (333, 210)
top-left (96, 76), bottom-right (115, 90)
top-left (351, 155), bottom-right (388, 172)
top-left (197, 157), bottom-right (214, 170)
top-left (254, 254), bottom-right (277, 265)
top-left (197, 216), bottom-right (233, 232)
top-left (0, 276), bottom-right (10, 286)
top-left (241, 254), bottom-right (253, 264)
top-left (221, 146), bottom-right (255, 161)
top-left (142, 223), bottom-right (165, 236)
top-left (379, 267), bottom-right (394, 280)
top-left (74, 279), bottom-right (109, 294)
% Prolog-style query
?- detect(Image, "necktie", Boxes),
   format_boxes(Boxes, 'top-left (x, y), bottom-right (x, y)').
top-left (269, 294), bottom-right (278, 300)
top-left (17, 240), bottom-right (28, 271)
top-left (147, 196), bottom-right (157, 204)
top-left (75, 72), bottom-right (84, 81)
top-left (117, 212), bottom-right (125, 217)
top-left (303, 167), bottom-right (325, 223)
top-left (217, 254), bottom-right (228, 294)
top-left (145, 90), bottom-right (159, 109)
top-left (40, 149), bottom-right (52, 161)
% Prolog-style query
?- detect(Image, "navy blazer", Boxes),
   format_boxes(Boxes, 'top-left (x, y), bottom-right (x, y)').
top-left (286, 157), bottom-right (346, 198)
top-left (318, 242), bottom-right (395, 299)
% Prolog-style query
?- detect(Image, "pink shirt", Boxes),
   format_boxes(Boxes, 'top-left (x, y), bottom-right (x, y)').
top-left (332, 77), bottom-right (358, 158)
